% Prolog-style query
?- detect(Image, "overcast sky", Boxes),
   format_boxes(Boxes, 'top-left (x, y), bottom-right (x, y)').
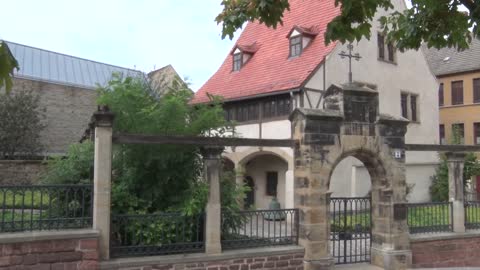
top-left (0, 0), bottom-right (238, 91)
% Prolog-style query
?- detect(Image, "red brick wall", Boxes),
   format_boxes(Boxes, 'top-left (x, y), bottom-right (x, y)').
top-left (0, 237), bottom-right (99, 269)
top-left (411, 236), bottom-right (480, 268)
top-left (108, 252), bottom-right (305, 270)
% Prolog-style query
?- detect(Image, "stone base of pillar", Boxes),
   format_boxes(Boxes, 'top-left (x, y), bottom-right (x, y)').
top-left (452, 200), bottom-right (466, 233)
top-left (371, 247), bottom-right (412, 270)
top-left (303, 257), bottom-right (335, 270)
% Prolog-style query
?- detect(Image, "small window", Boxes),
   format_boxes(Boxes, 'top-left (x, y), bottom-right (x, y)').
top-left (474, 123), bottom-right (480, 145)
top-left (410, 95), bottom-right (417, 122)
top-left (452, 123), bottom-right (465, 144)
top-left (262, 96), bottom-right (291, 119)
top-left (387, 42), bottom-right (395, 62)
top-left (439, 83), bottom-right (444, 106)
top-left (474, 78), bottom-right (480, 103)
top-left (401, 93), bottom-right (408, 119)
top-left (266, 172), bottom-right (278, 196)
top-left (290, 36), bottom-right (302, 57)
top-left (233, 53), bottom-right (242, 71)
top-left (378, 33), bottom-right (385, 60)
top-left (451, 81), bottom-right (464, 105)
top-left (439, 124), bottom-right (445, 145)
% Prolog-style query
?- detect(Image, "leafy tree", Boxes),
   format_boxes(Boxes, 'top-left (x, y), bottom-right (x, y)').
top-left (0, 41), bottom-right (19, 92)
top-left (43, 74), bottom-right (238, 215)
top-left (217, 0), bottom-right (480, 50)
top-left (430, 125), bottom-right (480, 201)
top-left (0, 90), bottom-right (46, 159)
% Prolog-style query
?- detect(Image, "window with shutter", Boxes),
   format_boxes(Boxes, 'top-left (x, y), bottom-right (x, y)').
top-left (451, 81), bottom-right (464, 105)
top-left (439, 83), bottom-right (444, 106)
top-left (474, 79), bottom-right (480, 103)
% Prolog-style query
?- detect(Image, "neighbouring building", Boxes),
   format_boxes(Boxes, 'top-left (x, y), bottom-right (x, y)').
top-left (6, 41), bottom-right (183, 155)
top-left (1, 41), bottom-right (183, 184)
top-left (423, 36), bottom-right (480, 199)
top-left (194, 0), bottom-right (439, 208)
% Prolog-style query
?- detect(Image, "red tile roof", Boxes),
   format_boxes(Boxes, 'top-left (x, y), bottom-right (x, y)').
top-left (193, 0), bottom-right (340, 104)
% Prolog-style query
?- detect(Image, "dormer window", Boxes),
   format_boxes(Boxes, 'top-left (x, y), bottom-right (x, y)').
top-left (286, 25), bottom-right (319, 58)
top-left (231, 43), bottom-right (259, 72)
top-left (233, 52), bottom-right (242, 71)
top-left (290, 36), bottom-right (302, 57)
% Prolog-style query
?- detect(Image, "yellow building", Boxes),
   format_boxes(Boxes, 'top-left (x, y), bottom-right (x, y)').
top-left (424, 39), bottom-right (480, 146)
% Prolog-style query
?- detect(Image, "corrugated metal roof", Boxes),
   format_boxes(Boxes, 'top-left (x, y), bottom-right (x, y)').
top-left (422, 38), bottom-right (480, 77)
top-left (6, 40), bottom-right (144, 89)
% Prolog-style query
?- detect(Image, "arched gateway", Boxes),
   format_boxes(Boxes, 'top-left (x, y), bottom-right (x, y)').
top-left (290, 82), bottom-right (411, 270)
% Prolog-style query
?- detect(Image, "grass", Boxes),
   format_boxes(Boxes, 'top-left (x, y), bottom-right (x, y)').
top-left (0, 190), bottom-right (51, 209)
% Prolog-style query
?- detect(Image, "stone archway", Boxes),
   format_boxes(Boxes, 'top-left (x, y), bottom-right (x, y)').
top-left (290, 83), bottom-right (411, 270)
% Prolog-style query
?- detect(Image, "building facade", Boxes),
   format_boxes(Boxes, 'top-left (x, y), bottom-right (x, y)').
top-left (6, 41), bottom-right (182, 156)
top-left (194, 0), bottom-right (439, 208)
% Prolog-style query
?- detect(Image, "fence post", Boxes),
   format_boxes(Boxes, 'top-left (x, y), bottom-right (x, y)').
top-left (446, 152), bottom-right (466, 233)
top-left (92, 106), bottom-right (114, 260)
top-left (201, 146), bottom-right (224, 255)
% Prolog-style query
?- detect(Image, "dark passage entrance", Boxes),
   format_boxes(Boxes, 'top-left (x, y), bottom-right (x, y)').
top-left (330, 197), bottom-right (371, 264)
top-left (244, 176), bottom-right (255, 208)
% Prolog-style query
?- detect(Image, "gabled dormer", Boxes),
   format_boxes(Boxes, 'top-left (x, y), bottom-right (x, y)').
top-left (286, 25), bottom-right (319, 57)
top-left (231, 43), bottom-right (259, 71)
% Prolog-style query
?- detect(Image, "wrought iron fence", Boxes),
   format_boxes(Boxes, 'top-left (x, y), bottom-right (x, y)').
top-left (110, 212), bottom-right (205, 258)
top-left (221, 209), bottom-right (299, 250)
top-left (0, 185), bottom-right (93, 232)
top-left (330, 197), bottom-right (371, 264)
top-left (465, 201), bottom-right (480, 230)
top-left (343, 122), bottom-right (375, 136)
top-left (407, 202), bottom-right (453, 234)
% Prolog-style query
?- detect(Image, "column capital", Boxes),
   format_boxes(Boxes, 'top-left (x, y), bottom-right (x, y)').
top-left (445, 152), bottom-right (467, 161)
top-left (200, 146), bottom-right (224, 160)
top-left (93, 105), bottom-right (115, 127)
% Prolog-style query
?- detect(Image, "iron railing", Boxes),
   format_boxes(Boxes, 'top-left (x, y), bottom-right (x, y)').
top-left (330, 197), bottom-right (371, 264)
top-left (221, 209), bottom-right (299, 250)
top-left (110, 212), bottom-right (205, 258)
top-left (0, 185), bottom-right (93, 232)
top-left (407, 202), bottom-right (453, 234)
top-left (343, 122), bottom-right (375, 136)
top-left (465, 201), bottom-right (480, 230)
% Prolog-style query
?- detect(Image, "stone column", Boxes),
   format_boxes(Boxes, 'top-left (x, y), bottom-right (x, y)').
top-left (235, 163), bottom-right (246, 209)
top-left (446, 152), bottom-right (467, 233)
top-left (285, 169), bottom-right (294, 209)
top-left (92, 106), bottom-right (114, 260)
top-left (201, 146), bottom-right (224, 255)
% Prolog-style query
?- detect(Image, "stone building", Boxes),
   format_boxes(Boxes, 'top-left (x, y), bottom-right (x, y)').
top-left (193, 0), bottom-right (439, 207)
top-left (6, 41), bottom-right (183, 155)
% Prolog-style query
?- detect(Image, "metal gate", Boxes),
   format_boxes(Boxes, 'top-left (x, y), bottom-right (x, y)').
top-left (330, 197), bottom-right (371, 264)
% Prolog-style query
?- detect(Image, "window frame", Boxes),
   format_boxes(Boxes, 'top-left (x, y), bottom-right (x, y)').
top-left (232, 52), bottom-right (243, 71)
top-left (439, 124), bottom-right (445, 145)
top-left (452, 123), bottom-right (465, 144)
top-left (474, 78), bottom-right (480, 104)
top-left (266, 171), bottom-right (278, 196)
top-left (289, 35), bottom-right (303, 57)
top-left (400, 92), bottom-right (420, 122)
top-left (474, 122), bottom-right (480, 145)
top-left (451, 80), bottom-right (464, 105)
top-left (378, 33), bottom-right (385, 60)
top-left (439, 83), bottom-right (444, 107)
top-left (401, 93), bottom-right (408, 119)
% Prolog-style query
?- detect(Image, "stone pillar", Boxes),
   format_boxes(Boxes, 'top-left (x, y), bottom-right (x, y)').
top-left (285, 169), bottom-right (294, 209)
top-left (201, 146), bottom-right (224, 255)
top-left (446, 152), bottom-right (467, 233)
top-left (92, 106), bottom-right (114, 260)
top-left (235, 163), bottom-right (245, 209)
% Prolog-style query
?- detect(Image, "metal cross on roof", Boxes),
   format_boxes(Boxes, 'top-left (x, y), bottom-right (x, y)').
top-left (339, 43), bottom-right (361, 83)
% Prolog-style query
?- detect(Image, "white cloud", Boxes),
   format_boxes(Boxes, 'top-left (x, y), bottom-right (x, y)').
top-left (0, 0), bottom-right (239, 91)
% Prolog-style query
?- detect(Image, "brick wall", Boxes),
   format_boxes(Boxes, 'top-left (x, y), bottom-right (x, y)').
top-left (411, 235), bottom-right (480, 268)
top-left (11, 78), bottom-right (97, 155)
top-left (101, 247), bottom-right (304, 270)
top-left (0, 160), bottom-right (47, 184)
top-left (0, 232), bottom-right (99, 270)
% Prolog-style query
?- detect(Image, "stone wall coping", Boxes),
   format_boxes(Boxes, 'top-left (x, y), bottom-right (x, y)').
top-left (99, 245), bottom-right (304, 270)
top-left (0, 229), bottom-right (99, 244)
top-left (409, 230), bottom-right (480, 242)
top-left (0, 159), bottom-right (45, 164)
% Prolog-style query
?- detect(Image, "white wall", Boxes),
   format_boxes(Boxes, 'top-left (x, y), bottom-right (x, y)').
top-left (244, 155), bottom-right (288, 209)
